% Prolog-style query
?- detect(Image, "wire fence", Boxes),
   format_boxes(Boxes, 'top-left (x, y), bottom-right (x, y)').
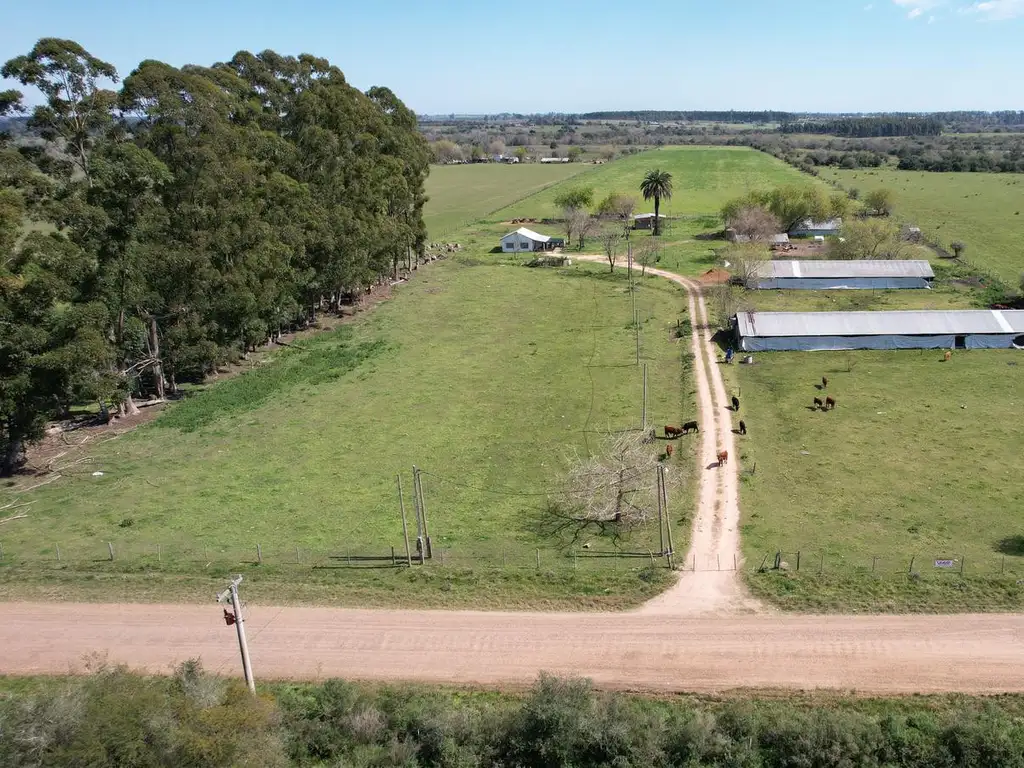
top-left (0, 538), bottom-right (676, 576)
top-left (752, 549), bottom-right (1024, 580)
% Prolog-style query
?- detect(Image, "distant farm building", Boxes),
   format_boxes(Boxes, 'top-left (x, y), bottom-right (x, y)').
top-left (725, 230), bottom-right (791, 248)
top-left (500, 227), bottom-right (564, 253)
top-left (633, 213), bottom-right (667, 230)
top-left (789, 218), bottom-right (843, 238)
top-left (752, 260), bottom-right (935, 290)
top-left (736, 310), bottom-right (1024, 352)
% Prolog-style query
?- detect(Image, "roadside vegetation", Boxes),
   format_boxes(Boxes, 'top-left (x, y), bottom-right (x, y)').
top-left (727, 350), bottom-right (1024, 613)
top-left (5, 665), bottom-right (1024, 767)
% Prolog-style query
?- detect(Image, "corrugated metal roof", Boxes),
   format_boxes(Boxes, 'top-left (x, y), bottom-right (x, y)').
top-left (502, 227), bottom-right (550, 243)
top-left (633, 213), bottom-right (666, 219)
top-left (756, 260), bottom-right (934, 279)
top-left (737, 310), bottom-right (1024, 338)
top-left (791, 218), bottom-right (842, 232)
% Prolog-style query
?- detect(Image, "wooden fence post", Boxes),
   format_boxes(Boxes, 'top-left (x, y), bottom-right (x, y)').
top-left (256, 544), bottom-right (262, 564)
top-left (107, 542), bottom-right (114, 561)
top-left (818, 552), bottom-right (824, 574)
top-left (908, 556), bottom-right (915, 573)
top-left (536, 549), bottom-right (540, 571)
top-left (56, 544), bottom-right (61, 562)
top-left (796, 551), bottom-right (801, 571)
top-left (960, 555), bottom-right (965, 575)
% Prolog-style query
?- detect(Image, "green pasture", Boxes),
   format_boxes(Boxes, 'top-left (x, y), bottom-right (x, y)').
top-left (727, 349), bottom-right (1024, 612)
top-left (423, 163), bottom-right (586, 237)
top-left (0, 251), bottom-right (694, 609)
top-left (822, 168), bottom-right (1024, 288)
top-left (491, 147), bottom-right (815, 221)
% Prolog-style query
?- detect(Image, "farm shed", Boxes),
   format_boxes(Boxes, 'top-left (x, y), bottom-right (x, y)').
top-left (752, 260), bottom-right (935, 290)
top-left (500, 227), bottom-right (563, 253)
top-left (789, 218), bottom-right (842, 238)
top-left (736, 310), bottom-right (1024, 352)
top-left (633, 213), bottom-right (667, 230)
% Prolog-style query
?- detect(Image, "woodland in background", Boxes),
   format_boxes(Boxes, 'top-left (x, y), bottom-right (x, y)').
top-left (0, 39), bottom-right (429, 474)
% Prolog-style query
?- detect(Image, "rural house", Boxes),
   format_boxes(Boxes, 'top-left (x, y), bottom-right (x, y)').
top-left (751, 260), bottom-right (934, 290)
top-left (633, 213), bottom-right (667, 230)
top-left (736, 309), bottom-right (1024, 352)
top-left (788, 218), bottom-right (842, 238)
top-left (500, 227), bottom-right (564, 253)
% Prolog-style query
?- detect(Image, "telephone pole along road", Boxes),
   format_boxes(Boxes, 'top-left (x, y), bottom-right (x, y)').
top-left (3, 262), bottom-right (1023, 694)
top-left (2, 602), bottom-right (1024, 694)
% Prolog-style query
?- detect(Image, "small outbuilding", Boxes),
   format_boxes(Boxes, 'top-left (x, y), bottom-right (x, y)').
top-left (736, 309), bottom-right (1024, 352)
top-left (752, 260), bottom-right (934, 290)
top-left (500, 227), bottom-right (563, 253)
top-left (789, 218), bottom-right (842, 238)
top-left (633, 213), bottom-right (667, 230)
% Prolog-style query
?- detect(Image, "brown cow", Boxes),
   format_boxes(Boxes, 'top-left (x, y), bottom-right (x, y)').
top-left (682, 420), bottom-right (699, 434)
top-left (665, 425), bottom-right (683, 438)
top-left (822, 376), bottom-right (829, 389)
top-left (825, 396), bottom-right (836, 410)
top-left (944, 350), bottom-right (952, 362)
top-left (665, 443), bottom-right (674, 460)
top-left (813, 397), bottom-right (824, 409)
top-left (716, 450), bottom-right (729, 466)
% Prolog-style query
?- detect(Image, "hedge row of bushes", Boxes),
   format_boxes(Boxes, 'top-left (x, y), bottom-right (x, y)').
top-left (4, 663), bottom-right (1024, 766)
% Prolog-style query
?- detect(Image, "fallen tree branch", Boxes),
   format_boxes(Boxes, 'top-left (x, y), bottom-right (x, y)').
top-left (17, 475), bottom-right (61, 492)
top-left (274, 339), bottom-right (305, 349)
top-left (0, 512), bottom-right (30, 525)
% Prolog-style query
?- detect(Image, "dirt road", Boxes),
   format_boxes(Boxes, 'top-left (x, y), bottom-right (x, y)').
top-left (3, 602), bottom-right (1024, 693)
top-left (574, 256), bottom-right (756, 616)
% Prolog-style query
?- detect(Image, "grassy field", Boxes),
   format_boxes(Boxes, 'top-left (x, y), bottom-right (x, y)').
top-left (492, 147), bottom-right (815, 221)
top-left (423, 163), bottom-right (586, 237)
top-left (0, 243), bottom-right (694, 608)
top-left (725, 349), bottom-right (1024, 612)
top-left (821, 168), bottom-right (1024, 288)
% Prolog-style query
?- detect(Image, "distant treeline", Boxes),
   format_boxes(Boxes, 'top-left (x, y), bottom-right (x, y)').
top-left (577, 110), bottom-right (796, 123)
top-left (782, 117), bottom-right (943, 137)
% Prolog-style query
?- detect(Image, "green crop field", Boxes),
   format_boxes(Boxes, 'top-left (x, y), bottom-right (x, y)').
top-left (821, 168), bottom-right (1024, 288)
top-left (0, 240), bottom-right (694, 609)
top-left (492, 147), bottom-right (815, 221)
top-left (725, 350), bottom-right (1024, 613)
top-left (423, 163), bottom-right (586, 237)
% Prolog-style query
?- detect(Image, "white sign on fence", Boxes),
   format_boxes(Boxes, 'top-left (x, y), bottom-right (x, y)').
top-left (934, 559), bottom-right (956, 568)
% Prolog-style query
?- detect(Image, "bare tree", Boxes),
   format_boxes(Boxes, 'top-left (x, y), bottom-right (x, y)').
top-left (708, 281), bottom-right (751, 329)
top-left (725, 205), bottom-right (781, 243)
top-left (557, 431), bottom-right (659, 532)
top-left (721, 244), bottom-right (765, 288)
top-left (636, 238), bottom-right (660, 277)
top-left (569, 208), bottom-right (596, 250)
top-left (614, 196), bottom-right (636, 238)
top-left (599, 227), bottom-right (621, 272)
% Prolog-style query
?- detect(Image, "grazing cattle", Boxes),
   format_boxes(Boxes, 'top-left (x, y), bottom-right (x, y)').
top-left (716, 450), bottom-right (729, 466)
top-left (944, 350), bottom-right (952, 362)
top-left (822, 376), bottom-right (828, 389)
top-left (682, 420), bottom-right (699, 434)
top-left (813, 397), bottom-right (824, 409)
top-left (739, 420), bottom-right (747, 435)
top-left (665, 425), bottom-right (683, 438)
top-left (665, 443), bottom-right (674, 459)
top-left (825, 396), bottom-right (836, 410)
top-left (731, 396), bottom-right (740, 411)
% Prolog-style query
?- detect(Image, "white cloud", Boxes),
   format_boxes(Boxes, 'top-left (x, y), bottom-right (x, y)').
top-left (928, 13), bottom-right (937, 20)
top-left (864, 3), bottom-right (874, 9)
top-left (964, 0), bottom-right (1024, 19)
top-left (892, 0), bottom-right (943, 18)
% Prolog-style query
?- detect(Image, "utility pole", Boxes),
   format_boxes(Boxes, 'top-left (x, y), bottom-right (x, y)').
top-left (217, 575), bottom-right (255, 694)
top-left (416, 467), bottom-right (432, 559)
top-left (641, 362), bottom-right (648, 433)
top-left (661, 465), bottom-right (674, 569)
top-left (635, 309), bottom-right (641, 365)
top-left (411, 465), bottom-right (424, 562)
top-left (656, 464), bottom-right (665, 556)
top-left (397, 474), bottom-right (412, 566)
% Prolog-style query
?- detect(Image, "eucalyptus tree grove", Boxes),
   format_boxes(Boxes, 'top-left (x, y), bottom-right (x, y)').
top-left (0, 39), bottom-right (429, 473)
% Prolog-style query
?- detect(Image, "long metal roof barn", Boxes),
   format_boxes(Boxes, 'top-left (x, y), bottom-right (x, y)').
top-left (755, 260), bottom-right (934, 279)
top-left (737, 310), bottom-right (1024, 338)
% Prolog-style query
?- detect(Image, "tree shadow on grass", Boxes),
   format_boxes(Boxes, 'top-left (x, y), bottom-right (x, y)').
top-left (995, 536), bottom-right (1024, 556)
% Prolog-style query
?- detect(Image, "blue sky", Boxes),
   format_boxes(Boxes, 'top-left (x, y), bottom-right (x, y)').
top-left (2, 0), bottom-right (1022, 114)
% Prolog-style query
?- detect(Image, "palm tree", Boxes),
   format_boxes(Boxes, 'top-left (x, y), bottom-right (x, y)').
top-left (639, 169), bottom-right (673, 236)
